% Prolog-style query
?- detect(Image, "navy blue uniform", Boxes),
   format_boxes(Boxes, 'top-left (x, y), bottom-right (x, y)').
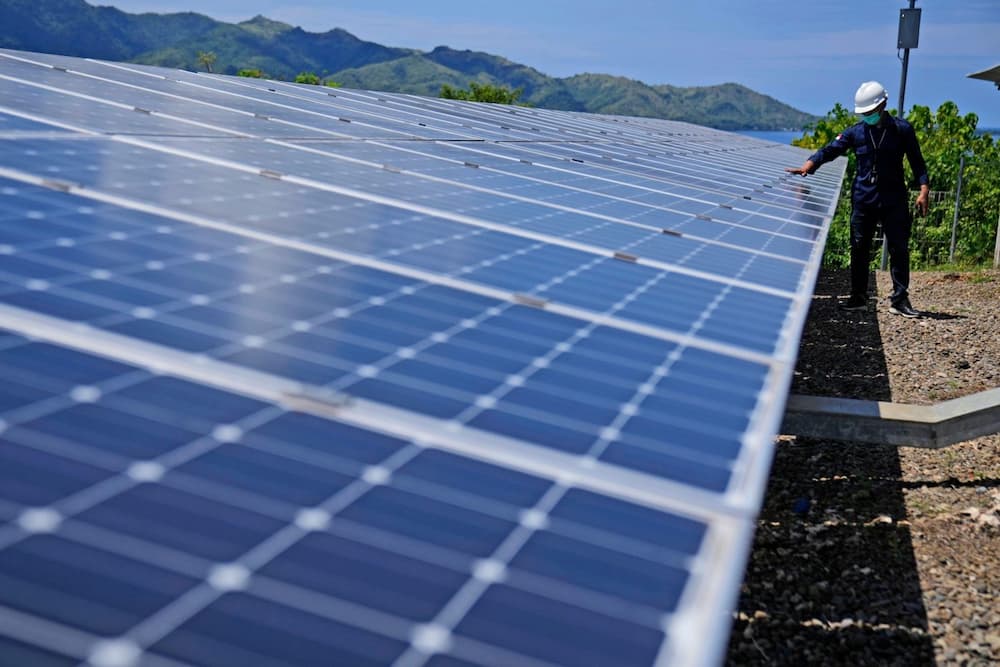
top-left (807, 116), bottom-right (929, 303)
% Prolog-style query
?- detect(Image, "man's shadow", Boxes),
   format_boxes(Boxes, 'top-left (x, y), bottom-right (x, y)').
top-left (918, 311), bottom-right (965, 321)
top-left (727, 268), bottom-right (935, 665)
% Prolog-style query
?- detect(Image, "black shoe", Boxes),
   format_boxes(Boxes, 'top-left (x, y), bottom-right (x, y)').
top-left (889, 297), bottom-right (920, 318)
top-left (839, 295), bottom-right (867, 311)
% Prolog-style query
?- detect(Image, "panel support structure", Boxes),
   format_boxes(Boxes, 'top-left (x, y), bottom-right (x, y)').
top-left (781, 388), bottom-right (1000, 448)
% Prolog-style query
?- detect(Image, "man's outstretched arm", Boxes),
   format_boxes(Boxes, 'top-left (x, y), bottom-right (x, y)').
top-left (786, 130), bottom-right (854, 176)
top-left (786, 160), bottom-right (816, 176)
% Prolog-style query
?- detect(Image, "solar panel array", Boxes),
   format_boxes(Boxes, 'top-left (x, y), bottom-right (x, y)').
top-left (0, 48), bottom-right (846, 667)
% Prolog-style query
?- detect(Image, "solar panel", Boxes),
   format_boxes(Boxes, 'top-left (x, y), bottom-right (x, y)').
top-left (0, 48), bottom-right (846, 667)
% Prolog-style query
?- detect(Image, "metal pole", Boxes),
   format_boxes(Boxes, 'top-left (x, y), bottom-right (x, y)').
top-left (949, 154), bottom-right (965, 263)
top-left (882, 0), bottom-right (917, 270)
top-left (993, 205), bottom-right (1000, 268)
top-left (897, 50), bottom-right (911, 120)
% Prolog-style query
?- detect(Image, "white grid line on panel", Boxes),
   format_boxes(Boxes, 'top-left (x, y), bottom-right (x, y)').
top-left (0, 329), bottom-right (749, 667)
top-left (279, 137), bottom-right (817, 259)
top-left (0, 165), bottom-right (783, 366)
top-left (1, 52), bottom-right (828, 236)
top-left (0, 73), bottom-right (253, 139)
top-left (111, 133), bottom-right (803, 301)
top-left (0, 302), bottom-right (762, 518)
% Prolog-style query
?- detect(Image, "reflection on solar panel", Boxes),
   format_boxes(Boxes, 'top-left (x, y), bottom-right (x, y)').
top-left (0, 47), bottom-right (846, 666)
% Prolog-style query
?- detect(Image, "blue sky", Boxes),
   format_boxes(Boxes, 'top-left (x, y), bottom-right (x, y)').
top-left (103, 0), bottom-right (1000, 127)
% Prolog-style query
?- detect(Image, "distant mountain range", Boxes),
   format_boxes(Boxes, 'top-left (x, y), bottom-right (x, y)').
top-left (0, 0), bottom-right (818, 131)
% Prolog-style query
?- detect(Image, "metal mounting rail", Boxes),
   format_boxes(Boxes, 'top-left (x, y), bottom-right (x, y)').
top-left (781, 387), bottom-right (1000, 448)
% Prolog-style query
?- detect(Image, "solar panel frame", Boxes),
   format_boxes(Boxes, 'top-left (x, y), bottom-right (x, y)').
top-left (0, 48), bottom-right (847, 667)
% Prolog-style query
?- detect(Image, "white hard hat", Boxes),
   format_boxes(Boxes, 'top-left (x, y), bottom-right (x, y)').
top-left (855, 81), bottom-right (888, 114)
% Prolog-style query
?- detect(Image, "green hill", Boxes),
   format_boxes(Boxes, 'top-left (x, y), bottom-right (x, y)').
top-left (332, 54), bottom-right (472, 96)
top-left (0, 0), bottom-right (816, 130)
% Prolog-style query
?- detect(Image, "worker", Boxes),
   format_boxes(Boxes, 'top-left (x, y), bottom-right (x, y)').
top-left (787, 81), bottom-right (930, 317)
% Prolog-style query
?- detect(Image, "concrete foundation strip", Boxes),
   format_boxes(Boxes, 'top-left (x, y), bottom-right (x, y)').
top-left (781, 387), bottom-right (1000, 447)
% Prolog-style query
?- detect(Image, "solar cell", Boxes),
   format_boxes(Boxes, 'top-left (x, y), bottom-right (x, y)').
top-left (0, 48), bottom-right (846, 666)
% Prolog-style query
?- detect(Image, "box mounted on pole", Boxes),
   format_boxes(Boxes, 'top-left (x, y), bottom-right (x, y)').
top-left (898, 7), bottom-right (921, 49)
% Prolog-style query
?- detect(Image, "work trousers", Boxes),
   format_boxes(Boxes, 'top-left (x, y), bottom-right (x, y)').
top-left (850, 197), bottom-right (912, 304)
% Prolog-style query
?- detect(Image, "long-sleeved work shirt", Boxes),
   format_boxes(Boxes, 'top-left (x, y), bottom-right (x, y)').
top-left (807, 115), bottom-right (930, 207)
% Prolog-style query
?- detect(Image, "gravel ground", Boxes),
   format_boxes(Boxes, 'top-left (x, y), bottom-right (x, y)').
top-left (727, 268), bottom-right (1000, 666)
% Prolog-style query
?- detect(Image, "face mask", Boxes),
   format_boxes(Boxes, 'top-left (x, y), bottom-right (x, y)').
top-left (862, 110), bottom-right (881, 125)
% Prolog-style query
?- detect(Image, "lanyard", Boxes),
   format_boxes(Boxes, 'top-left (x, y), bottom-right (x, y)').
top-left (864, 123), bottom-right (888, 186)
top-left (867, 124), bottom-right (888, 154)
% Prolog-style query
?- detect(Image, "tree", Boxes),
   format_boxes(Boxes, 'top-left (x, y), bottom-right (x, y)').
top-left (294, 71), bottom-right (321, 85)
top-left (196, 51), bottom-right (216, 73)
top-left (237, 68), bottom-right (266, 78)
top-left (907, 103), bottom-right (999, 266)
top-left (440, 82), bottom-right (525, 105)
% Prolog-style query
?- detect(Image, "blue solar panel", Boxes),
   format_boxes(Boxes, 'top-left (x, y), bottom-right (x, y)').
top-left (0, 48), bottom-right (846, 666)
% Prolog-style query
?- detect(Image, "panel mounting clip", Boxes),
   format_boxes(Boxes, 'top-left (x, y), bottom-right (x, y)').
top-left (613, 251), bottom-right (638, 263)
top-left (512, 293), bottom-right (549, 309)
top-left (282, 388), bottom-right (353, 416)
top-left (40, 179), bottom-right (75, 193)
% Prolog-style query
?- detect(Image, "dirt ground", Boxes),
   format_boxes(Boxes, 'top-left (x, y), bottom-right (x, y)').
top-left (727, 268), bottom-right (1000, 666)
